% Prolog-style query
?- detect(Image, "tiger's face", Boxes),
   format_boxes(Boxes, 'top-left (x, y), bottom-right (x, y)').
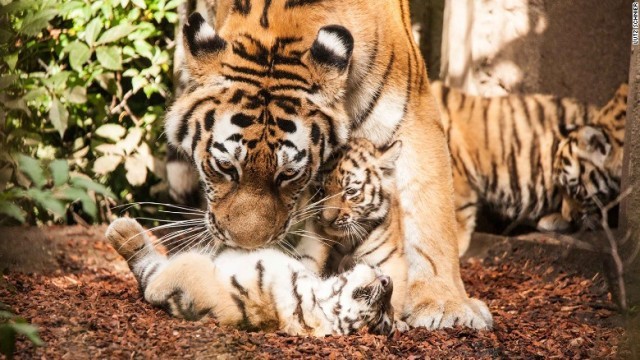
top-left (166, 13), bottom-right (353, 249)
top-left (318, 138), bottom-right (401, 238)
top-left (331, 264), bottom-right (395, 335)
top-left (553, 125), bottom-right (619, 222)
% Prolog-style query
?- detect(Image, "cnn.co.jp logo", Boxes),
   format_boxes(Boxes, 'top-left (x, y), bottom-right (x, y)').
top-left (633, 2), bottom-right (639, 45)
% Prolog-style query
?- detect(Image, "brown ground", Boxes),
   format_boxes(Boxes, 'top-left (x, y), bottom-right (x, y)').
top-left (0, 225), bottom-right (630, 358)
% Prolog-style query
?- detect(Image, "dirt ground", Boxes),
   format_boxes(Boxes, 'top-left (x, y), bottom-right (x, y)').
top-left (0, 225), bottom-right (632, 358)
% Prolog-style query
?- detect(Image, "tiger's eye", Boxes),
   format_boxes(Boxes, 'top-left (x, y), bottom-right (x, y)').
top-left (282, 168), bottom-right (297, 177)
top-left (218, 160), bottom-right (234, 170)
top-left (345, 188), bottom-right (358, 196)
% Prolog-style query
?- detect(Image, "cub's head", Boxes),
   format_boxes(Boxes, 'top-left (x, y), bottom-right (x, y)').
top-left (553, 125), bottom-right (620, 223)
top-left (317, 138), bottom-right (402, 238)
top-left (326, 264), bottom-right (394, 335)
top-left (166, 13), bottom-right (354, 249)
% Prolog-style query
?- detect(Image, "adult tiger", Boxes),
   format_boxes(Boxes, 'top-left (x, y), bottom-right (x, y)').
top-left (164, 0), bottom-right (492, 329)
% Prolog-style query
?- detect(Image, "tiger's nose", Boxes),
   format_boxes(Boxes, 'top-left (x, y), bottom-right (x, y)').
top-left (378, 275), bottom-right (393, 292)
top-left (333, 214), bottom-right (350, 227)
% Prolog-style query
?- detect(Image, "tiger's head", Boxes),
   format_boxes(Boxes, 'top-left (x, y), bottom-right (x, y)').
top-left (317, 138), bottom-right (401, 238)
top-left (166, 13), bottom-right (354, 249)
top-left (320, 263), bottom-right (394, 335)
top-left (553, 125), bottom-right (620, 223)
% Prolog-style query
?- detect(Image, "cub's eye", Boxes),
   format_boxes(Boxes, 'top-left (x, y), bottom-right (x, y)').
top-left (345, 188), bottom-right (358, 196)
top-left (282, 168), bottom-right (298, 177)
top-left (218, 160), bottom-right (234, 170)
top-left (352, 287), bottom-right (372, 300)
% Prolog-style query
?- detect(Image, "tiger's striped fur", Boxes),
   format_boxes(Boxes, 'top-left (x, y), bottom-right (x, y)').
top-left (106, 218), bottom-right (395, 336)
top-left (164, 0), bottom-right (492, 330)
top-left (431, 81), bottom-right (627, 255)
top-left (295, 138), bottom-right (408, 326)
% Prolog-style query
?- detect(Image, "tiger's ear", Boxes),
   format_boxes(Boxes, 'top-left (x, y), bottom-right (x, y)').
top-left (378, 141), bottom-right (402, 173)
top-left (182, 12), bottom-right (227, 80)
top-left (307, 25), bottom-right (354, 100)
top-left (310, 25), bottom-right (354, 71)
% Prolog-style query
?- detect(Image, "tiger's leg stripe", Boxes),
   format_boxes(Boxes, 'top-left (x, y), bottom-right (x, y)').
top-left (231, 294), bottom-right (255, 330)
top-left (291, 271), bottom-right (313, 331)
top-left (375, 247), bottom-right (398, 267)
top-left (414, 246), bottom-right (438, 277)
top-left (231, 275), bottom-right (250, 297)
top-left (354, 51), bottom-right (396, 126)
top-left (284, 0), bottom-right (323, 9)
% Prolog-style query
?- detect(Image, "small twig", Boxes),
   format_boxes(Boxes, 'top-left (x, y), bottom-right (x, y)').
top-left (110, 90), bottom-right (134, 115)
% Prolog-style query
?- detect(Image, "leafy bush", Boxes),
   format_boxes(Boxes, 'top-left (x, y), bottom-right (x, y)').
top-left (0, 0), bottom-right (179, 224)
top-left (0, 304), bottom-right (44, 358)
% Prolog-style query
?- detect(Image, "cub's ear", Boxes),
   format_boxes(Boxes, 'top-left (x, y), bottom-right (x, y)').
top-left (182, 12), bottom-right (227, 80)
top-left (310, 25), bottom-right (354, 71)
top-left (576, 126), bottom-right (611, 158)
top-left (378, 140), bottom-right (402, 173)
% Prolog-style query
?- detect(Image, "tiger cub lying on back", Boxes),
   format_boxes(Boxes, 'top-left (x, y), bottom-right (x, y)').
top-left (431, 82), bottom-right (627, 255)
top-left (295, 138), bottom-right (411, 328)
top-left (106, 218), bottom-right (395, 336)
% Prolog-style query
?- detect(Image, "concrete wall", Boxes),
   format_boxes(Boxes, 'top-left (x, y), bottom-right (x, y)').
top-left (439, 0), bottom-right (632, 106)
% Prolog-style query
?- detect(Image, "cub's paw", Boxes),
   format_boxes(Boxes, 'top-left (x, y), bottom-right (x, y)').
top-left (144, 253), bottom-right (216, 321)
top-left (394, 319), bottom-right (410, 333)
top-left (406, 297), bottom-right (493, 330)
top-left (537, 213), bottom-right (571, 232)
top-left (105, 218), bottom-right (150, 261)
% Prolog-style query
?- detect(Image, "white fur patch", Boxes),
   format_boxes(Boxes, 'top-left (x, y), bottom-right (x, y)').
top-left (195, 21), bottom-right (217, 44)
top-left (316, 30), bottom-right (348, 59)
top-left (352, 91), bottom-right (406, 147)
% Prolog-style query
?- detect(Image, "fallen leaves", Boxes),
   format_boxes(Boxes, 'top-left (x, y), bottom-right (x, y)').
top-left (0, 226), bottom-right (627, 358)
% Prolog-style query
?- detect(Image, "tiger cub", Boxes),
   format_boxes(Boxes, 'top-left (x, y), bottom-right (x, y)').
top-left (431, 81), bottom-right (627, 255)
top-left (106, 218), bottom-right (395, 336)
top-left (296, 138), bottom-right (407, 326)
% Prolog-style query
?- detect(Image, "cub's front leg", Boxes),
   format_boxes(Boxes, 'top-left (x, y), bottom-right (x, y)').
top-left (106, 218), bottom-right (217, 320)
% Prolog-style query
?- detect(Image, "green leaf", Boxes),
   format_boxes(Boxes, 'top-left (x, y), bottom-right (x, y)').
top-left (3, 53), bottom-right (18, 70)
top-left (67, 41), bottom-right (91, 71)
top-left (93, 154), bottom-right (122, 174)
top-left (96, 46), bottom-right (122, 70)
top-left (95, 124), bottom-right (126, 141)
top-left (124, 156), bottom-right (147, 186)
top-left (0, 201), bottom-right (26, 223)
top-left (96, 23), bottom-right (136, 45)
top-left (133, 40), bottom-right (153, 59)
top-left (0, 74), bottom-right (17, 90)
top-left (131, 0), bottom-right (146, 9)
top-left (17, 154), bottom-right (45, 188)
top-left (65, 86), bottom-right (87, 104)
top-left (26, 189), bottom-right (66, 217)
top-left (19, 9), bottom-right (57, 36)
top-left (9, 322), bottom-right (44, 347)
top-left (84, 18), bottom-right (102, 46)
top-left (49, 160), bottom-right (69, 187)
top-left (70, 177), bottom-right (116, 199)
top-left (49, 98), bottom-right (69, 137)
top-left (59, 188), bottom-right (97, 219)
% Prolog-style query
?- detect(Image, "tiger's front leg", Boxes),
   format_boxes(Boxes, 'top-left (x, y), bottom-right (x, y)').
top-left (396, 112), bottom-right (493, 330)
top-left (106, 218), bottom-right (217, 320)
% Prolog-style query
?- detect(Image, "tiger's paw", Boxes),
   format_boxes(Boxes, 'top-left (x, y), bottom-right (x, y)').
top-left (537, 213), bottom-right (572, 233)
top-left (144, 253), bottom-right (216, 321)
top-left (406, 297), bottom-right (493, 330)
top-left (105, 218), bottom-right (150, 261)
top-left (394, 319), bottom-right (410, 333)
